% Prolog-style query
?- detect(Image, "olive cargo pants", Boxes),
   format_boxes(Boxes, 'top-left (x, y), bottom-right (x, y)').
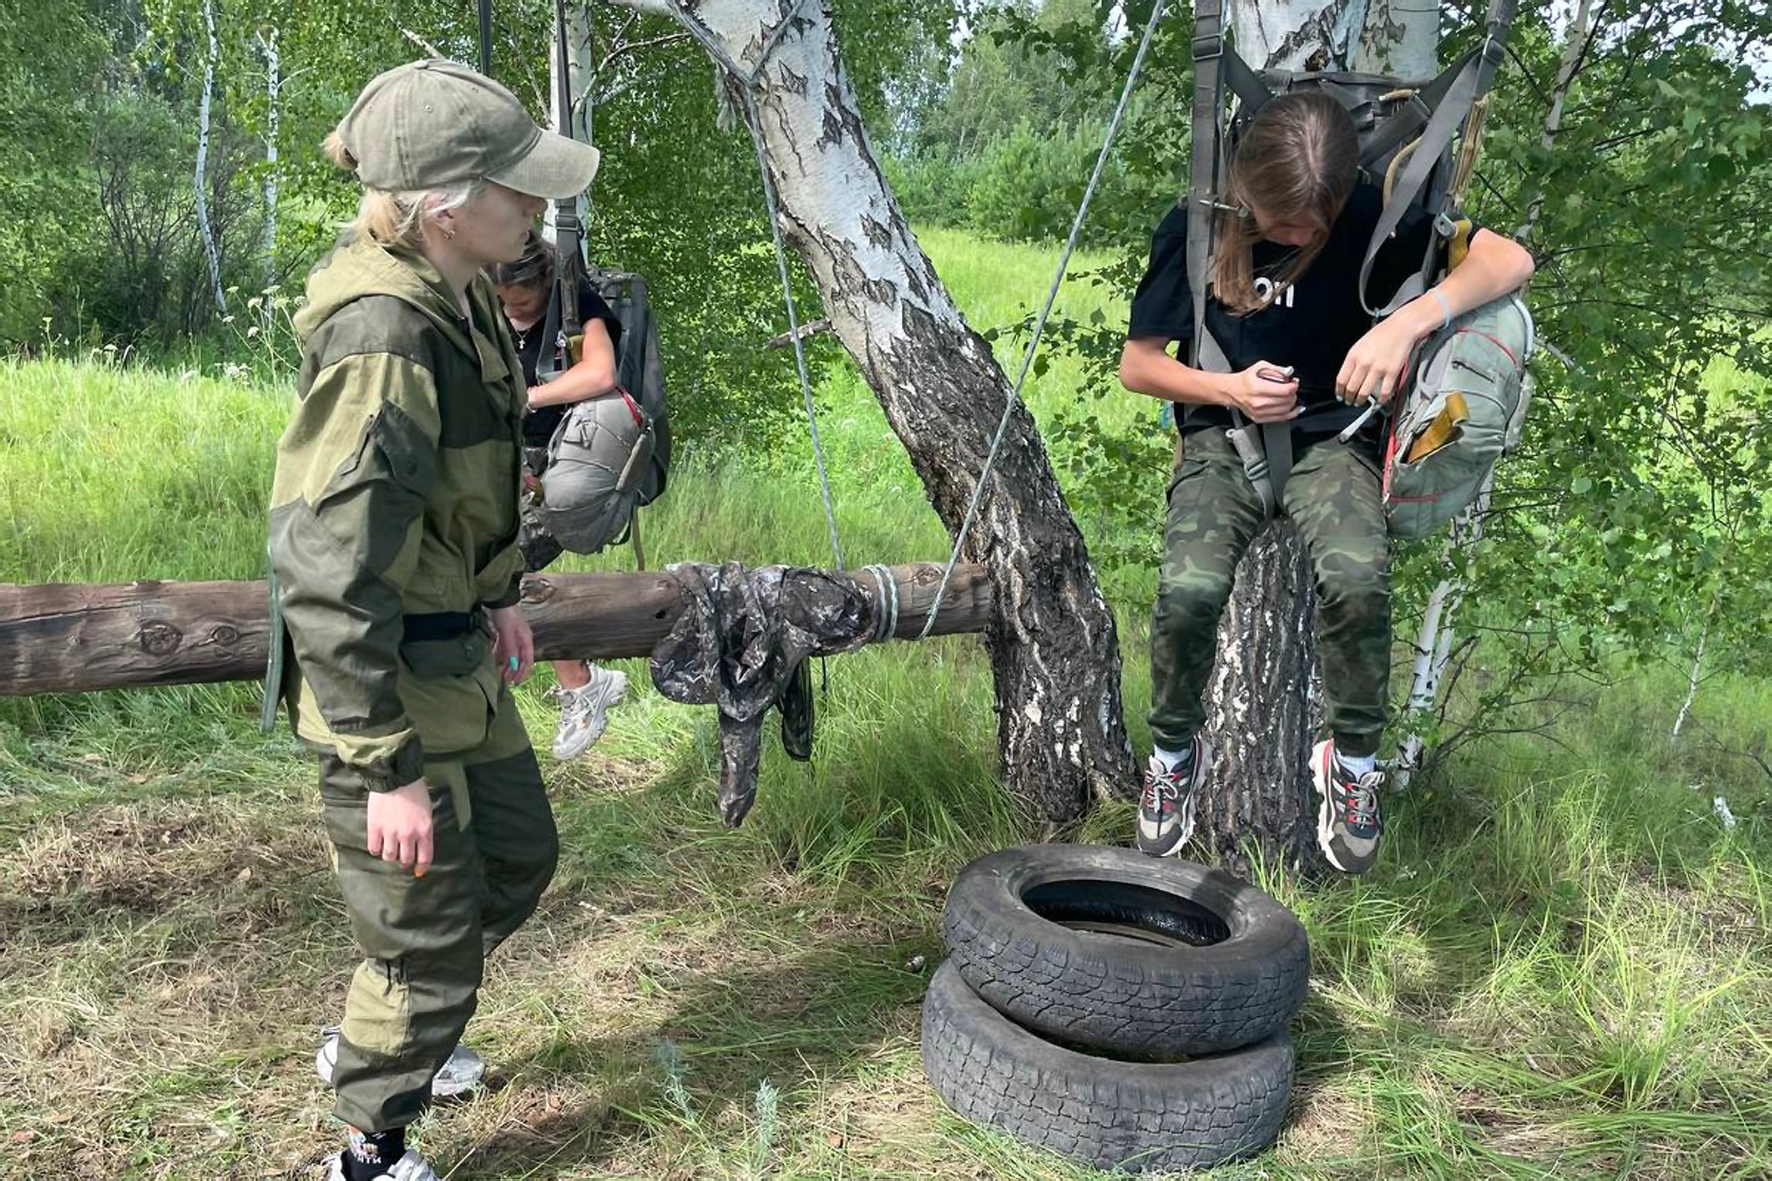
top-left (1149, 428), bottom-right (1392, 759)
top-left (317, 689), bottom-right (557, 1133)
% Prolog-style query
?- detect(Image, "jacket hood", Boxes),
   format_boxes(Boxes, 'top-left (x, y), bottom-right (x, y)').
top-left (294, 234), bottom-right (478, 354)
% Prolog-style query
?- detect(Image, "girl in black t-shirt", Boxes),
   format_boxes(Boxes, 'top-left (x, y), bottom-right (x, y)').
top-left (490, 231), bottom-right (629, 762)
top-left (1119, 92), bottom-right (1534, 874)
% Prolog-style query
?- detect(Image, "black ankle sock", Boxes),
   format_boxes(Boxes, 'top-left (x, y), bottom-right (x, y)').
top-left (342, 1128), bottom-right (405, 1180)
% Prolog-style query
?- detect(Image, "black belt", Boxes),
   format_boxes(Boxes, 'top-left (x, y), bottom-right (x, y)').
top-left (403, 610), bottom-right (483, 642)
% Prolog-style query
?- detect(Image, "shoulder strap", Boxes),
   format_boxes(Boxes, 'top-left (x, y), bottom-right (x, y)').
top-left (1189, 0), bottom-right (1284, 517)
top-left (1358, 0), bottom-right (1519, 317)
top-left (1356, 47), bottom-right (1482, 317)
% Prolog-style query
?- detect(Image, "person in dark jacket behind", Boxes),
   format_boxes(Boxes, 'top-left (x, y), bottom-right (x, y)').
top-left (489, 230), bottom-right (630, 762)
top-left (265, 58), bottom-right (599, 1181)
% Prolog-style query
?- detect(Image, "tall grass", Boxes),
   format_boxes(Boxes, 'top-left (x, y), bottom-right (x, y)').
top-left (1, 232), bottom-right (1768, 1178)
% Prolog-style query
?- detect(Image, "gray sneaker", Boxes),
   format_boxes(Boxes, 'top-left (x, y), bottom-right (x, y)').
top-left (1312, 739), bottom-right (1384, 874)
top-left (323, 1149), bottom-right (439, 1181)
top-left (315, 1026), bottom-right (484, 1098)
top-left (1136, 737), bottom-right (1208, 858)
top-left (550, 663), bottom-right (629, 760)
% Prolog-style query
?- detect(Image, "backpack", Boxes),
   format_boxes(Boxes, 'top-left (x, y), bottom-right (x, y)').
top-left (532, 268), bottom-right (672, 555)
top-left (1382, 293), bottom-right (1534, 538)
top-left (1187, 0), bottom-right (1527, 536)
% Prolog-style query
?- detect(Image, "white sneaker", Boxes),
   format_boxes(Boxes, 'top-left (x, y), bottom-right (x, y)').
top-left (550, 663), bottom-right (629, 760)
top-left (322, 1149), bottom-right (439, 1180)
top-left (315, 1027), bottom-right (485, 1098)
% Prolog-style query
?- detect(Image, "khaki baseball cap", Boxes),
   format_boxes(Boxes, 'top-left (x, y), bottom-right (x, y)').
top-left (339, 58), bottom-right (599, 199)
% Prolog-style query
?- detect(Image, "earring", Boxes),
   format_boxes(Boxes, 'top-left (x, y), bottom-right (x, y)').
top-left (441, 225), bottom-right (457, 240)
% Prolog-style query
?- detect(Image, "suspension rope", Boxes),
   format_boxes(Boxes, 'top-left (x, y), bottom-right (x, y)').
top-left (668, 0), bottom-right (844, 570)
top-left (742, 86), bottom-right (845, 570)
top-left (917, 0), bottom-right (1169, 638)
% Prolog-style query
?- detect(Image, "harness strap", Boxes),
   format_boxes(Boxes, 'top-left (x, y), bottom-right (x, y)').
top-left (550, 0), bottom-right (585, 347)
top-left (1188, 0), bottom-right (1284, 516)
top-left (1360, 0), bottom-right (1519, 317)
top-left (477, 0), bottom-right (492, 75)
top-left (1356, 47), bottom-right (1483, 317)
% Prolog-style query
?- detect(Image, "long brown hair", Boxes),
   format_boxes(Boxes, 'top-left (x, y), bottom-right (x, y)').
top-left (1209, 91), bottom-right (1358, 315)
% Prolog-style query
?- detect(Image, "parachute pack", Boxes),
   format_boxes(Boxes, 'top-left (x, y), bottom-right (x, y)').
top-left (532, 268), bottom-right (672, 556)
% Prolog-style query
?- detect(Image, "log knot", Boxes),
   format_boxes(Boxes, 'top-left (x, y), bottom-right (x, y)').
top-left (138, 621), bottom-right (182, 656)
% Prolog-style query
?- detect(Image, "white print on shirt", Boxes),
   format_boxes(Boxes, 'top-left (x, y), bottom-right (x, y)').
top-left (1253, 276), bottom-right (1296, 308)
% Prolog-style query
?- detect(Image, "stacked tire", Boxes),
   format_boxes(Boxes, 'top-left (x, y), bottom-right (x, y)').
top-left (921, 845), bottom-right (1309, 1174)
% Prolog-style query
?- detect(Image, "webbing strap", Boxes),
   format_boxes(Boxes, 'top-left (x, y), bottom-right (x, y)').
top-left (1188, 0), bottom-right (1283, 516)
top-left (1353, 54), bottom-right (1471, 173)
top-left (1360, 0), bottom-right (1519, 317)
top-left (1357, 47), bottom-right (1482, 317)
top-left (477, 0), bottom-right (492, 75)
top-left (1222, 47), bottom-right (1273, 121)
top-left (540, 0), bottom-right (585, 382)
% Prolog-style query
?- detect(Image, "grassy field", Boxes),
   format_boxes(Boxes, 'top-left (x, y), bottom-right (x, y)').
top-left (2, 229), bottom-right (1770, 1179)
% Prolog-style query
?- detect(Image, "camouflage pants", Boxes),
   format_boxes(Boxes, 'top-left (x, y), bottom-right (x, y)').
top-left (317, 688), bottom-right (557, 1133)
top-left (1150, 428), bottom-right (1390, 759)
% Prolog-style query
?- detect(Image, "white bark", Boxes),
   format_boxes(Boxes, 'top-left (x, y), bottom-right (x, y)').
top-left (1391, 478), bottom-right (1489, 791)
top-left (1522, 0), bottom-right (1595, 243)
top-left (194, 0), bottom-right (225, 314)
top-left (258, 26), bottom-right (280, 291)
top-left (1671, 622), bottom-right (1707, 743)
top-left (601, 0), bottom-right (1133, 817)
top-left (1351, 0), bottom-right (1439, 78)
top-left (1230, 0), bottom-right (1368, 73)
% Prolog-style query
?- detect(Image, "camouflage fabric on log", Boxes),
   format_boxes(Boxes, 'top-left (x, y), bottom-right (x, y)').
top-left (650, 562), bottom-right (875, 826)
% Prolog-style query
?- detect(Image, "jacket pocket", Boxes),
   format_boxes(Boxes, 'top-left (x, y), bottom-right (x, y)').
top-left (397, 628), bottom-right (499, 755)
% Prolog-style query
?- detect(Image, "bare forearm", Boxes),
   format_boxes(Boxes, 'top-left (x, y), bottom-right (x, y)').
top-left (527, 361), bottom-right (617, 408)
top-left (1390, 230), bottom-right (1537, 344)
top-left (1119, 344), bottom-right (1233, 407)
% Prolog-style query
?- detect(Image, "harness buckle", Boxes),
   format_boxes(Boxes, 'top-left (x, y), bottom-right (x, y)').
top-left (1192, 33), bottom-right (1223, 60)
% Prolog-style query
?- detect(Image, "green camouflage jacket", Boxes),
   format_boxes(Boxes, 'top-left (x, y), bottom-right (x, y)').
top-left (268, 235), bottom-right (527, 789)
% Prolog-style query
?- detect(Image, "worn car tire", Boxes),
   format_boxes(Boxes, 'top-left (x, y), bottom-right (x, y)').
top-left (921, 960), bottom-right (1292, 1173)
top-left (943, 844), bottom-right (1309, 1057)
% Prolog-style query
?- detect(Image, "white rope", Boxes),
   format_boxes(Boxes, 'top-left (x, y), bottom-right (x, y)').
top-left (917, 0), bottom-right (1170, 639)
top-left (863, 564), bottom-right (899, 642)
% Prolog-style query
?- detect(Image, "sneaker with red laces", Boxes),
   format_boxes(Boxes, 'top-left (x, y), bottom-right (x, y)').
top-left (1136, 736), bottom-right (1208, 858)
top-left (1312, 739), bottom-right (1384, 874)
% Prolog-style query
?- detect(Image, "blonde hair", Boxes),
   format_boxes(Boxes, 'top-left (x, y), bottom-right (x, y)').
top-left (1209, 92), bottom-right (1358, 315)
top-left (324, 129), bottom-right (485, 249)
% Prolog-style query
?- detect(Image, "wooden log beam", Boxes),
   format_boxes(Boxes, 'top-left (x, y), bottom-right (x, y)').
top-left (0, 561), bottom-right (993, 697)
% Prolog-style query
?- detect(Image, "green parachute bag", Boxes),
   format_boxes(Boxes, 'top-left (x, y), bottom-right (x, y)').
top-left (1382, 294), bottom-right (1534, 539)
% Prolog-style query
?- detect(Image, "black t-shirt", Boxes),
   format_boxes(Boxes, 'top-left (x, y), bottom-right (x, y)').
top-left (1127, 184), bottom-right (1457, 439)
top-left (510, 280), bottom-right (624, 447)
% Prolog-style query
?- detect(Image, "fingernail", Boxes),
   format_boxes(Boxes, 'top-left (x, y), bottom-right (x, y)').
top-left (508, 656), bottom-right (519, 672)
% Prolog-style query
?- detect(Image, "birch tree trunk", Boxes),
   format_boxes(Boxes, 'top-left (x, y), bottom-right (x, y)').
top-left (602, 0), bottom-right (1133, 820)
top-left (1193, 0), bottom-right (1389, 875)
top-left (194, 0), bottom-right (226, 315)
top-left (1670, 610), bottom-right (1710, 743)
top-left (1351, 0), bottom-right (1438, 78)
top-left (258, 26), bottom-right (280, 292)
